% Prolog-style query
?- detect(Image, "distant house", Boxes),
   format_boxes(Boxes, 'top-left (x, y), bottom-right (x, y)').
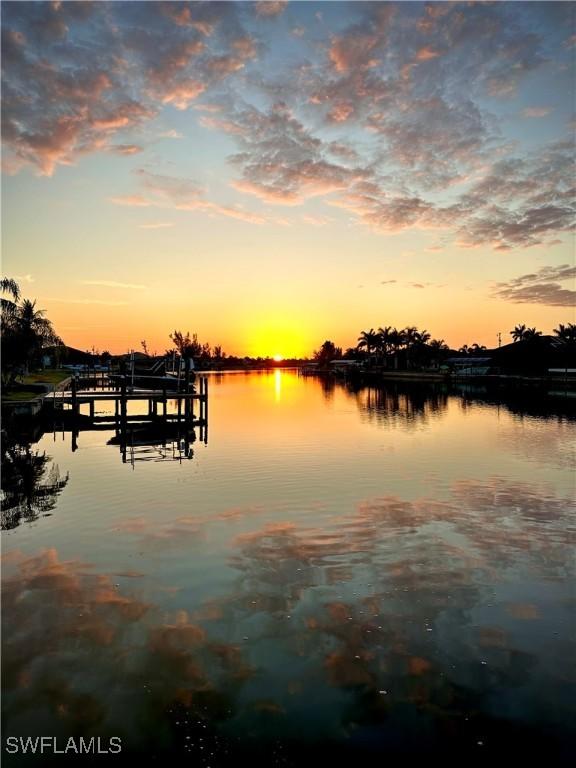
top-left (328, 360), bottom-right (364, 376)
top-left (490, 337), bottom-right (572, 375)
top-left (446, 357), bottom-right (492, 376)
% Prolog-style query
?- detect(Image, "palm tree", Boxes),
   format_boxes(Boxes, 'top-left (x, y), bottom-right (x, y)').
top-left (377, 326), bottom-right (393, 357)
top-left (510, 324), bottom-right (527, 342)
top-left (429, 339), bottom-right (448, 351)
top-left (1, 437), bottom-right (69, 530)
top-left (2, 293), bottom-right (62, 384)
top-left (415, 329), bottom-right (431, 345)
top-left (1, 277), bottom-right (20, 324)
top-left (523, 327), bottom-right (542, 340)
top-left (357, 328), bottom-right (380, 358)
top-left (17, 299), bottom-right (62, 370)
top-left (402, 326), bottom-right (419, 348)
top-left (553, 323), bottom-right (576, 347)
top-left (402, 326), bottom-right (424, 369)
top-left (1, 276), bottom-right (20, 300)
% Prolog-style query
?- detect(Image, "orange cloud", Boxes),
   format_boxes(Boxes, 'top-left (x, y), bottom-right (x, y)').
top-left (160, 80), bottom-right (206, 110)
top-left (415, 46), bottom-right (441, 61)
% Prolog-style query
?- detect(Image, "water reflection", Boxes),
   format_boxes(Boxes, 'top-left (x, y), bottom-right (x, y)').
top-left (352, 383), bottom-right (449, 427)
top-left (1, 431), bottom-right (69, 530)
top-left (2, 475), bottom-right (574, 762)
top-left (2, 374), bottom-right (575, 763)
top-left (108, 421), bottom-right (197, 466)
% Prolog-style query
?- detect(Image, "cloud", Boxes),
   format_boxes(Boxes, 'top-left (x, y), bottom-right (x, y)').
top-left (138, 222), bottom-right (175, 230)
top-left (158, 80), bottom-right (206, 110)
top-left (254, 2), bottom-right (288, 18)
top-left (2, 1), bottom-right (572, 251)
top-left (522, 107), bottom-right (552, 118)
top-left (110, 144), bottom-right (143, 155)
top-left (1, 1), bottom-right (257, 174)
top-left (457, 142), bottom-right (575, 249)
top-left (380, 279), bottom-right (397, 285)
top-left (223, 102), bottom-right (369, 205)
top-left (329, 32), bottom-right (380, 74)
top-left (415, 46), bottom-right (441, 61)
top-left (13, 274), bottom-right (34, 283)
top-left (109, 195), bottom-right (151, 207)
top-left (493, 264), bottom-right (576, 306)
top-left (111, 169), bottom-right (267, 225)
top-left (81, 280), bottom-right (147, 290)
top-left (157, 129), bottom-right (184, 139)
top-left (199, 115), bottom-right (245, 135)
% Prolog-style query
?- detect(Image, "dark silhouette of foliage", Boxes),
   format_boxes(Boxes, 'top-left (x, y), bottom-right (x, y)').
top-left (1, 436), bottom-right (69, 530)
top-left (314, 340), bottom-right (342, 364)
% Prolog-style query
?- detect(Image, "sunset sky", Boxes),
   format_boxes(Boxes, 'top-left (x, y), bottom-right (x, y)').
top-left (2, 1), bottom-right (574, 357)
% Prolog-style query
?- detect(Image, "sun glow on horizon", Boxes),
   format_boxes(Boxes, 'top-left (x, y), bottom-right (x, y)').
top-left (273, 354), bottom-right (284, 362)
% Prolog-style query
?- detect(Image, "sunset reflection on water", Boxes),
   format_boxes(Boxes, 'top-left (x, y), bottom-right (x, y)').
top-left (2, 372), bottom-right (575, 764)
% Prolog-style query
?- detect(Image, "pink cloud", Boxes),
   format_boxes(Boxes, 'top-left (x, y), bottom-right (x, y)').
top-left (161, 4), bottom-right (215, 36)
top-left (109, 195), bottom-right (151, 207)
top-left (415, 46), bottom-right (441, 61)
top-left (327, 102), bottom-right (354, 123)
top-left (521, 107), bottom-right (552, 118)
top-left (110, 144), bottom-right (143, 156)
top-left (111, 170), bottom-right (267, 225)
top-left (232, 36), bottom-right (257, 60)
top-left (329, 33), bottom-right (379, 73)
top-left (199, 115), bottom-right (245, 135)
top-left (205, 55), bottom-right (246, 77)
top-left (254, 1), bottom-right (288, 18)
top-left (160, 80), bottom-right (206, 110)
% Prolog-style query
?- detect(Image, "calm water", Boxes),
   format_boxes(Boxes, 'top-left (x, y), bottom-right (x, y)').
top-left (2, 371), bottom-right (575, 765)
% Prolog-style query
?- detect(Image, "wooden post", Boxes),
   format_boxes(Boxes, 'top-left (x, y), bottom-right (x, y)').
top-left (71, 376), bottom-right (77, 415)
top-left (162, 387), bottom-right (167, 418)
top-left (89, 399), bottom-right (95, 419)
top-left (184, 357), bottom-right (191, 421)
top-left (198, 376), bottom-right (206, 423)
top-left (121, 376), bottom-right (127, 421)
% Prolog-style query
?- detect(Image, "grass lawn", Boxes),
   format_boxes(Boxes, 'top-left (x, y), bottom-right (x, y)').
top-left (22, 369), bottom-right (70, 386)
top-left (2, 390), bottom-right (43, 402)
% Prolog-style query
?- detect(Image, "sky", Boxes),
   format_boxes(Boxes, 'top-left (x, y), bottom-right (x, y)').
top-left (1, 0), bottom-right (575, 357)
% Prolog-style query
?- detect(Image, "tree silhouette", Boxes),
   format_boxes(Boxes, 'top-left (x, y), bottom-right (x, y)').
top-left (553, 323), bottom-right (576, 349)
top-left (1, 281), bottom-right (62, 384)
top-left (357, 329), bottom-right (380, 357)
top-left (170, 330), bottom-right (202, 358)
top-left (1, 277), bottom-right (20, 320)
top-left (314, 340), bottom-right (341, 364)
top-left (1, 437), bottom-right (69, 530)
top-left (511, 324), bottom-right (527, 342)
top-left (523, 327), bottom-right (542, 340)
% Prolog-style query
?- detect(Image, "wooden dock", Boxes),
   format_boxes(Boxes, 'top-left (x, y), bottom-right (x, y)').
top-left (47, 374), bottom-right (209, 455)
top-left (49, 375), bottom-right (209, 422)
